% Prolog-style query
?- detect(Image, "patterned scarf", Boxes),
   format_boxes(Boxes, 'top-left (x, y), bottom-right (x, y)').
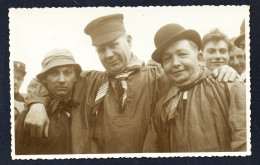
top-left (94, 54), bottom-right (144, 113)
top-left (162, 67), bottom-right (208, 121)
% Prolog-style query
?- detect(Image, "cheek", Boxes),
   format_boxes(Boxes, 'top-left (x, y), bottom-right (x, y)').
top-left (162, 62), bottom-right (171, 73)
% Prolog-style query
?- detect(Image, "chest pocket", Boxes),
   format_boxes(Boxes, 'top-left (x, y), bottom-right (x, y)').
top-left (112, 116), bottom-right (131, 128)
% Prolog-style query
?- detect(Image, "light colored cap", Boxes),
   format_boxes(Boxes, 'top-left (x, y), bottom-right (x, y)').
top-left (36, 48), bottom-right (81, 80)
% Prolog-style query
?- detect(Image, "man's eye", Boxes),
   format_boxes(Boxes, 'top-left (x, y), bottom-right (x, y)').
top-left (49, 70), bottom-right (58, 76)
top-left (179, 53), bottom-right (188, 56)
top-left (220, 49), bottom-right (227, 54)
top-left (237, 55), bottom-right (244, 60)
top-left (208, 49), bottom-right (216, 54)
top-left (163, 57), bottom-right (171, 63)
top-left (229, 57), bottom-right (234, 61)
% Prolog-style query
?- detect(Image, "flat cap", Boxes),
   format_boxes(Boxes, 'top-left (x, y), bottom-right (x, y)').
top-left (14, 61), bottom-right (26, 76)
top-left (36, 48), bottom-right (82, 80)
top-left (84, 14), bottom-right (126, 46)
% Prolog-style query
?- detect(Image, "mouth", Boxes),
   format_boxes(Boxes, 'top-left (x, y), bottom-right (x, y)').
top-left (107, 60), bottom-right (118, 65)
top-left (212, 62), bottom-right (224, 64)
top-left (56, 87), bottom-right (68, 91)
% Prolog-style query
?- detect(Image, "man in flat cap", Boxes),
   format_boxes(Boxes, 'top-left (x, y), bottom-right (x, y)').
top-left (144, 23), bottom-right (246, 152)
top-left (23, 14), bottom-right (239, 153)
top-left (15, 48), bottom-right (81, 154)
top-left (14, 61), bottom-right (26, 120)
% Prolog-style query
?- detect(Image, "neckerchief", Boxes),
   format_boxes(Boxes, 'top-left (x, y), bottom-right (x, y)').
top-left (162, 67), bottom-right (210, 121)
top-left (93, 54), bottom-right (144, 114)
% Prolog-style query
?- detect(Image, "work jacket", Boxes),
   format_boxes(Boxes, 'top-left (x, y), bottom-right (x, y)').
top-left (25, 66), bottom-right (169, 153)
top-left (143, 68), bottom-right (247, 152)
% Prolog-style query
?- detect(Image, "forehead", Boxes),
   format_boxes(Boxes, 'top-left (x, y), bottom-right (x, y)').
top-left (163, 39), bottom-right (194, 54)
top-left (48, 65), bottom-right (74, 72)
top-left (204, 40), bottom-right (228, 48)
top-left (96, 35), bottom-right (126, 48)
top-left (230, 47), bottom-right (244, 56)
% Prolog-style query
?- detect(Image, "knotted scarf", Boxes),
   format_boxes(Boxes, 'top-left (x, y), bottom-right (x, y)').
top-left (93, 54), bottom-right (144, 114)
top-left (162, 67), bottom-right (210, 121)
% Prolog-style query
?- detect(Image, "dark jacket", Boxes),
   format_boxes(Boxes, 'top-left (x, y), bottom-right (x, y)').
top-left (15, 97), bottom-right (74, 154)
top-left (143, 68), bottom-right (247, 152)
top-left (25, 66), bottom-right (169, 153)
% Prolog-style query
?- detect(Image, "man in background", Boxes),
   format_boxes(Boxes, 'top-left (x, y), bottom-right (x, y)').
top-left (234, 19), bottom-right (245, 52)
top-left (201, 28), bottom-right (232, 73)
top-left (14, 61), bottom-right (26, 120)
top-left (229, 39), bottom-right (246, 82)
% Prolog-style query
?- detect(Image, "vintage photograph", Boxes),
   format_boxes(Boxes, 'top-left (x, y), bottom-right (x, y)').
top-left (9, 6), bottom-right (250, 159)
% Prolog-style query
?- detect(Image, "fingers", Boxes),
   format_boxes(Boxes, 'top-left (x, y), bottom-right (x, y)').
top-left (212, 68), bottom-right (219, 78)
top-left (237, 75), bottom-right (243, 82)
top-left (44, 119), bottom-right (50, 138)
top-left (223, 71), bottom-right (231, 82)
top-left (36, 125), bottom-right (44, 138)
top-left (217, 68), bottom-right (225, 82)
top-left (228, 72), bottom-right (237, 82)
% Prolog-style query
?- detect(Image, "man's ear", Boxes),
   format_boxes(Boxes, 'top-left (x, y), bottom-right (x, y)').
top-left (127, 35), bottom-right (132, 47)
top-left (197, 52), bottom-right (205, 66)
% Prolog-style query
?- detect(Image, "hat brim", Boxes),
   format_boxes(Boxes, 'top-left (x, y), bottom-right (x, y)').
top-left (92, 31), bottom-right (125, 46)
top-left (36, 59), bottom-right (82, 80)
top-left (152, 30), bottom-right (201, 63)
top-left (234, 33), bottom-right (245, 48)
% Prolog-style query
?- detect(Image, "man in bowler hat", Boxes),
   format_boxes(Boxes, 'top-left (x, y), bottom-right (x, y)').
top-left (15, 48), bottom-right (81, 154)
top-left (144, 23), bottom-right (246, 152)
top-left (14, 61), bottom-right (26, 120)
top-left (23, 14), bottom-right (240, 153)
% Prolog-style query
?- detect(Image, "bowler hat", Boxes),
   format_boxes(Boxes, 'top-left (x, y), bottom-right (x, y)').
top-left (234, 19), bottom-right (245, 48)
top-left (36, 48), bottom-right (82, 80)
top-left (84, 14), bottom-right (126, 46)
top-left (14, 61), bottom-right (26, 76)
top-left (152, 23), bottom-right (201, 63)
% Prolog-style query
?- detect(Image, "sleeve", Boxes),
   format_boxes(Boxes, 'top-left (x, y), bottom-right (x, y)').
top-left (24, 78), bottom-right (50, 108)
top-left (147, 66), bottom-right (170, 105)
top-left (143, 101), bottom-right (164, 152)
top-left (15, 110), bottom-right (30, 155)
top-left (227, 81), bottom-right (247, 151)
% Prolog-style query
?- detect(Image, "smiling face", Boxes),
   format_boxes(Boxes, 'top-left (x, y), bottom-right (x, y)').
top-left (43, 65), bottom-right (76, 98)
top-left (95, 34), bottom-right (132, 74)
top-left (203, 40), bottom-right (229, 70)
top-left (162, 39), bottom-right (201, 87)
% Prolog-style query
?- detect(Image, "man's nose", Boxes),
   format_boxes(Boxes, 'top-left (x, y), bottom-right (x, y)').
top-left (233, 57), bottom-right (239, 65)
top-left (172, 56), bottom-right (181, 67)
top-left (58, 73), bottom-right (65, 83)
top-left (105, 48), bottom-right (114, 59)
top-left (215, 51), bottom-right (221, 59)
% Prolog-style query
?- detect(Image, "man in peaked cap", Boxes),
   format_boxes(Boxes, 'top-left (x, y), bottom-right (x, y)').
top-left (15, 48), bottom-right (81, 154)
top-left (23, 14), bottom-right (239, 154)
top-left (14, 61), bottom-right (26, 120)
top-left (144, 23), bottom-right (246, 152)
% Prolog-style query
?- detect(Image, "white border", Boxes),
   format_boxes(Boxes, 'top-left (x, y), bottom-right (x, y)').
top-left (9, 6), bottom-right (251, 159)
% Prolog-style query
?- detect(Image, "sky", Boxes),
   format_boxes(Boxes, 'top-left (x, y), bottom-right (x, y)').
top-left (9, 6), bottom-right (249, 93)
